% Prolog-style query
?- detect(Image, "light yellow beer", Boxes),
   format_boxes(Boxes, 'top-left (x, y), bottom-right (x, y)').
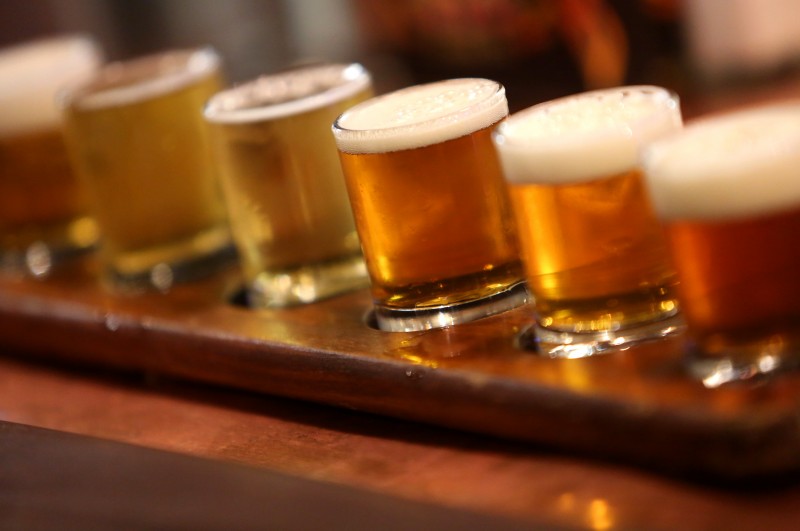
top-left (642, 103), bottom-right (800, 385)
top-left (204, 63), bottom-right (372, 307)
top-left (0, 36), bottom-right (101, 274)
top-left (494, 86), bottom-right (682, 350)
top-left (333, 79), bottom-right (526, 331)
top-left (61, 48), bottom-right (231, 290)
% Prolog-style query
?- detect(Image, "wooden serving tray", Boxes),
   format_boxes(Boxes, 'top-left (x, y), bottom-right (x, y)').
top-left (1, 257), bottom-right (799, 481)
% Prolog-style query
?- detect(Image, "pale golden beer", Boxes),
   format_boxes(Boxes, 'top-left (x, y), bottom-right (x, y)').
top-left (333, 79), bottom-right (526, 331)
top-left (204, 63), bottom-right (372, 307)
top-left (493, 86), bottom-right (682, 354)
top-left (61, 48), bottom-right (232, 291)
top-left (642, 103), bottom-right (800, 385)
top-left (0, 36), bottom-right (101, 275)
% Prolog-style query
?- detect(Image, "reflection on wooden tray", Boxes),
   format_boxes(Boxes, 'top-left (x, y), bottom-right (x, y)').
top-left (1, 256), bottom-right (799, 481)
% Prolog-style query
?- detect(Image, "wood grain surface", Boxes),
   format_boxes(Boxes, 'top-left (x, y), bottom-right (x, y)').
top-left (2, 355), bottom-right (800, 531)
top-left (0, 419), bottom-right (550, 531)
top-left (1, 256), bottom-right (799, 481)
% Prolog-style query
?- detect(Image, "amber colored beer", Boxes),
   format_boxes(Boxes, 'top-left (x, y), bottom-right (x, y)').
top-left (494, 86), bottom-right (682, 345)
top-left (204, 64), bottom-right (372, 306)
top-left (0, 129), bottom-right (95, 251)
top-left (0, 36), bottom-right (101, 273)
top-left (333, 79), bottom-right (525, 331)
top-left (508, 168), bottom-right (677, 332)
top-left (642, 104), bottom-right (800, 381)
top-left (666, 210), bottom-right (800, 348)
top-left (61, 48), bottom-right (231, 290)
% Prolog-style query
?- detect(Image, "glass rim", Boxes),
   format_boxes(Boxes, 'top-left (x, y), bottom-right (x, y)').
top-left (493, 85), bottom-right (681, 185)
top-left (0, 34), bottom-right (102, 137)
top-left (0, 34), bottom-right (100, 89)
top-left (642, 100), bottom-right (800, 222)
top-left (494, 85), bottom-right (679, 148)
top-left (59, 46), bottom-right (220, 111)
top-left (203, 62), bottom-right (371, 125)
top-left (332, 77), bottom-right (508, 154)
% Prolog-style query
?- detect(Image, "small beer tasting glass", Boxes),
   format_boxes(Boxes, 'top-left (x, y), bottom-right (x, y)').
top-left (642, 103), bottom-right (800, 387)
top-left (204, 63), bottom-right (372, 307)
top-left (332, 78), bottom-right (528, 332)
top-left (0, 35), bottom-right (102, 277)
top-left (60, 47), bottom-right (233, 292)
top-left (492, 86), bottom-right (683, 357)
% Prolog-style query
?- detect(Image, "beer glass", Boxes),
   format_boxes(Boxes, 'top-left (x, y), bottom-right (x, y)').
top-left (61, 47), bottom-right (232, 292)
top-left (493, 86), bottom-right (682, 356)
top-left (642, 103), bottom-right (800, 386)
top-left (0, 35), bottom-right (102, 276)
top-left (332, 78), bottom-right (527, 332)
top-left (204, 63), bottom-right (372, 307)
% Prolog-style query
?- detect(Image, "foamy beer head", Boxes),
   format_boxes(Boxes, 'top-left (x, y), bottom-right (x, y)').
top-left (0, 35), bottom-right (102, 137)
top-left (332, 77), bottom-right (508, 153)
top-left (205, 63), bottom-right (370, 124)
top-left (494, 85), bottom-right (681, 184)
top-left (642, 103), bottom-right (800, 222)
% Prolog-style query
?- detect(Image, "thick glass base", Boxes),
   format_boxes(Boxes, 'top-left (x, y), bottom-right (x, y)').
top-left (374, 281), bottom-right (530, 332)
top-left (247, 254), bottom-right (369, 308)
top-left (527, 312), bottom-right (685, 358)
top-left (1, 240), bottom-right (93, 278)
top-left (0, 216), bottom-right (99, 278)
top-left (686, 334), bottom-right (800, 388)
top-left (534, 287), bottom-right (680, 336)
top-left (104, 244), bottom-right (237, 293)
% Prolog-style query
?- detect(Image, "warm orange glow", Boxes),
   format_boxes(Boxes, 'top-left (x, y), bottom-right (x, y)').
top-left (557, 492), bottom-right (576, 512)
top-left (589, 499), bottom-right (614, 530)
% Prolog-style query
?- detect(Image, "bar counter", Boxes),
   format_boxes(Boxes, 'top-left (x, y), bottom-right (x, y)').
top-left (2, 353), bottom-right (800, 531)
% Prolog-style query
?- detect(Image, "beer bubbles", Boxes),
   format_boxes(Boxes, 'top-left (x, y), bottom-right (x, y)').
top-left (333, 79), bottom-right (527, 332)
top-left (494, 86), bottom-right (683, 356)
top-left (641, 103), bottom-right (800, 386)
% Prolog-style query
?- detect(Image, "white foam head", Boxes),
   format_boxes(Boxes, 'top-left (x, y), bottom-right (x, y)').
top-left (204, 63), bottom-right (371, 124)
top-left (0, 35), bottom-right (102, 136)
top-left (332, 78), bottom-right (508, 154)
top-left (642, 102), bottom-right (800, 221)
top-left (493, 86), bottom-right (681, 185)
top-left (69, 47), bottom-right (220, 111)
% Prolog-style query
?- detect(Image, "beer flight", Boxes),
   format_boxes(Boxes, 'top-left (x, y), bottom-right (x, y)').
top-left (2, 35), bottom-right (799, 387)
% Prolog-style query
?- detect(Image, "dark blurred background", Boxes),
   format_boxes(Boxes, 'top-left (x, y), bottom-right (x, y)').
top-left (2, 0), bottom-right (800, 112)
